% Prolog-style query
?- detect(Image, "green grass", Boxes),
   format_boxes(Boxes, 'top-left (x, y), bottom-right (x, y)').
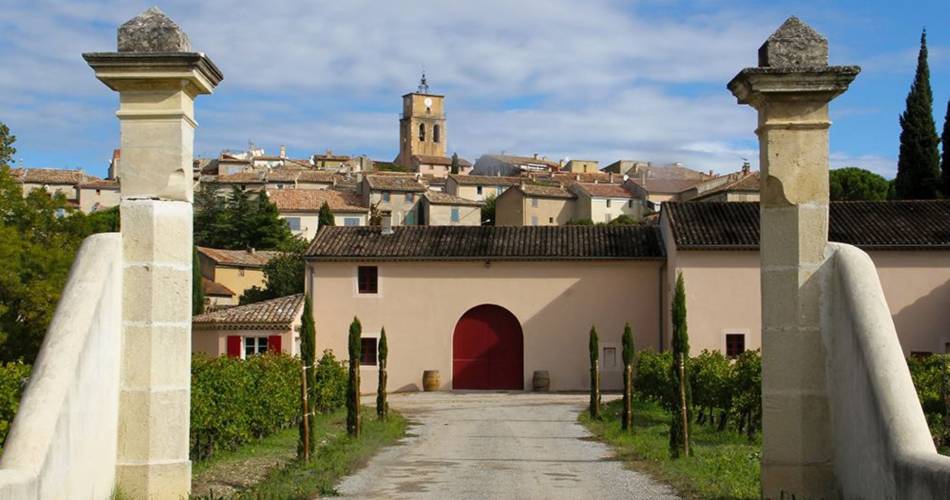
top-left (192, 426), bottom-right (300, 477)
top-left (194, 407), bottom-right (406, 499)
top-left (580, 398), bottom-right (760, 500)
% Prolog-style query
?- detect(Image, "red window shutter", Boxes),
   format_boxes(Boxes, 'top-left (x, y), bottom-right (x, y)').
top-left (268, 335), bottom-right (282, 354)
top-left (226, 336), bottom-right (242, 358)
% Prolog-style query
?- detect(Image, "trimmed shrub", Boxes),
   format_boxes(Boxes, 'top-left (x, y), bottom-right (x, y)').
top-left (190, 353), bottom-right (299, 461)
top-left (908, 354), bottom-right (950, 447)
top-left (635, 350), bottom-right (673, 405)
top-left (312, 349), bottom-right (347, 414)
top-left (0, 361), bottom-right (31, 448)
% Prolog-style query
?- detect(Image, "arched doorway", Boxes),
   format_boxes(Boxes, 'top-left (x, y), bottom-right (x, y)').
top-left (452, 304), bottom-right (523, 390)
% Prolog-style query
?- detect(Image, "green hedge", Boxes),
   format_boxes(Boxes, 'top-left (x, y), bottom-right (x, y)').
top-left (907, 354), bottom-right (950, 449)
top-left (635, 349), bottom-right (762, 436)
top-left (312, 349), bottom-right (347, 414)
top-left (0, 361), bottom-right (31, 448)
top-left (191, 353), bottom-right (300, 461)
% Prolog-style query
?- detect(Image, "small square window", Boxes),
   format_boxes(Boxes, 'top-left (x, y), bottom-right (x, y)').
top-left (344, 217), bottom-right (360, 226)
top-left (531, 198), bottom-right (539, 208)
top-left (451, 208), bottom-right (460, 222)
top-left (531, 216), bottom-right (538, 226)
top-left (244, 336), bottom-right (268, 357)
top-left (238, 268), bottom-right (246, 277)
top-left (603, 347), bottom-right (617, 369)
top-left (726, 334), bottom-right (745, 358)
top-left (382, 192), bottom-right (391, 202)
top-left (286, 217), bottom-right (301, 231)
top-left (358, 266), bottom-right (378, 294)
top-left (548, 217), bottom-right (554, 224)
top-left (628, 200), bottom-right (633, 208)
top-left (476, 186), bottom-right (483, 195)
top-left (606, 199), bottom-right (612, 208)
top-left (361, 338), bottom-right (378, 366)
top-left (405, 192), bottom-right (414, 203)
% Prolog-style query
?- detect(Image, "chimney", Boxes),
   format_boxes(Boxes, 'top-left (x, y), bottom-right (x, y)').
top-left (709, 169), bottom-right (714, 176)
top-left (279, 145), bottom-right (286, 158)
top-left (533, 153), bottom-right (540, 160)
top-left (608, 172), bottom-right (614, 183)
top-left (381, 211), bottom-right (394, 235)
top-left (248, 247), bottom-right (256, 254)
top-left (742, 161), bottom-right (751, 175)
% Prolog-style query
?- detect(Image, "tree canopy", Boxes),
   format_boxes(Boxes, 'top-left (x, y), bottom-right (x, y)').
top-left (194, 185), bottom-right (295, 250)
top-left (941, 99), bottom-right (950, 197)
top-left (239, 237), bottom-right (308, 305)
top-left (830, 167), bottom-right (890, 201)
top-left (895, 30), bottom-right (941, 199)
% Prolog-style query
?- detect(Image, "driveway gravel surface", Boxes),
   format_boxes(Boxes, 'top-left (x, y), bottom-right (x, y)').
top-left (330, 392), bottom-right (679, 499)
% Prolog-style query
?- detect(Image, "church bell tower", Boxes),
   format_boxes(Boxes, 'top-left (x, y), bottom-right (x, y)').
top-left (396, 73), bottom-right (446, 167)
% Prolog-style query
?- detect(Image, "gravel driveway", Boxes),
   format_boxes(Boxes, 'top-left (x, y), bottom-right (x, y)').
top-left (331, 392), bottom-right (679, 499)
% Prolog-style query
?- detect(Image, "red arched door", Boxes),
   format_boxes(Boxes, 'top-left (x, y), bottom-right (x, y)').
top-left (453, 305), bottom-right (523, 390)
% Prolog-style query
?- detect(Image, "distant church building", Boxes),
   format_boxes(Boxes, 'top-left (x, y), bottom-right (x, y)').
top-left (395, 74), bottom-right (471, 177)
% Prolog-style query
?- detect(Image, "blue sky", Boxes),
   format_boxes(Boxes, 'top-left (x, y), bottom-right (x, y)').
top-left (0, 0), bottom-right (947, 179)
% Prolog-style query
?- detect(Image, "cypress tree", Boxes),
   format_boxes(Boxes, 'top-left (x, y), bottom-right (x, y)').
top-left (895, 30), bottom-right (941, 199)
top-left (192, 246), bottom-right (204, 315)
top-left (318, 201), bottom-right (335, 228)
top-left (622, 323), bottom-right (635, 431)
top-left (376, 328), bottom-right (388, 420)
top-left (941, 99), bottom-right (950, 197)
top-left (670, 273), bottom-right (691, 458)
top-left (589, 326), bottom-right (600, 420)
top-left (298, 295), bottom-right (317, 458)
top-left (347, 317), bottom-right (362, 437)
top-left (450, 152), bottom-right (460, 175)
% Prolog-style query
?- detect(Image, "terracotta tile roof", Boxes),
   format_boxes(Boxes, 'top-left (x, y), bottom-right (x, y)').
top-left (628, 177), bottom-right (705, 194)
top-left (266, 188), bottom-right (368, 213)
top-left (294, 171), bottom-right (338, 183)
top-left (691, 172), bottom-right (760, 200)
top-left (488, 154), bottom-right (561, 169)
top-left (518, 184), bottom-right (576, 199)
top-left (365, 175), bottom-right (427, 192)
top-left (214, 171), bottom-right (265, 184)
top-left (423, 191), bottom-right (485, 206)
top-left (78, 179), bottom-right (120, 190)
top-left (193, 293), bottom-right (304, 329)
top-left (412, 155), bottom-right (472, 167)
top-left (15, 168), bottom-right (90, 185)
top-left (571, 183), bottom-right (635, 198)
top-left (197, 247), bottom-right (281, 267)
top-left (551, 172), bottom-right (617, 184)
top-left (665, 201), bottom-right (950, 250)
top-left (306, 225), bottom-right (664, 261)
top-left (448, 174), bottom-right (523, 186)
top-left (202, 277), bottom-right (235, 297)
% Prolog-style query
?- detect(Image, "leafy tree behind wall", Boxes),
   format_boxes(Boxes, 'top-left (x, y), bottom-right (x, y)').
top-left (481, 194), bottom-right (496, 226)
top-left (318, 201), bottom-right (335, 228)
top-left (830, 167), bottom-right (890, 201)
top-left (895, 30), bottom-right (941, 199)
top-left (239, 237), bottom-right (308, 305)
top-left (193, 186), bottom-right (295, 250)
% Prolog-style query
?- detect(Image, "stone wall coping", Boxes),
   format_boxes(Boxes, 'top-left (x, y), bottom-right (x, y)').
top-left (728, 66), bottom-right (861, 105)
top-left (82, 51), bottom-right (223, 92)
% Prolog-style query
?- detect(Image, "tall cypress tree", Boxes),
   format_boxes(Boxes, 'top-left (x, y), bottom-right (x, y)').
top-left (621, 323), bottom-right (635, 432)
top-left (376, 328), bottom-right (388, 420)
top-left (588, 326), bottom-right (600, 420)
top-left (941, 99), bottom-right (950, 197)
top-left (318, 201), bottom-right (335, 228)
top-left (670, 273), bottom-right (691, 458)
top-left (192, 246), bottom-right (204, 315)
top-left (347, 317), bottom-right (362, 437)
top-left (895, 30), bottom-right (940, 199)
top-left (450, 152), bottom-right (460, 175)
top-left (298, 295), bottom-right (317, 458)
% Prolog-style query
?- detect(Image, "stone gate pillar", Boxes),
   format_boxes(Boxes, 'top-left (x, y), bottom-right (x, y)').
top-left (728, 17), bottom-right (858, 499)
top-left (84, 7), bottom-right (222, 498)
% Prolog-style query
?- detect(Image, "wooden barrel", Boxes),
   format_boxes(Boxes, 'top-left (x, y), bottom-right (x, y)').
top-left (422, 370), bottom-right (440, 391)
top-left (532, 370), bottom-right (550, 392)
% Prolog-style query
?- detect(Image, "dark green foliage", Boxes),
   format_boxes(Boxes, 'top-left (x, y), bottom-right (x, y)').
top-left (190, 353), bottom-right (299, 461)
top-left (589, 325), bottom-right (600, 419)
top-left (240, 238), bottom-right (308, 305)
top-left (481, 194), bottom-right (496, 226)
top-left (298, 295), bottom-right (317, 458)
top-left (941, 100), bottom-right (950, 197)
top-left (0, 361), bottom-right (31, 448)
top-left (689, 350), bottom-right (733, 431)
top-left (377, 328), bottom-right (388, 420)
top-left (373, 162), bottom-right (409, 172)
top-left (732, 350), bottom-right (762, 438)
top-left (193, 186), bottom-right (295, 250)
top-left (347, 317), bottom-right (362, 436)
top-left (622, 323), bottom-right (635, 431)
top-left (0, 123), bottom-right (15, 166)
top-left (312, 350), bottom-right (347, 413)
top-left (895, 30), bottom-right (941, 200)
top-left (635, 350), bottom-right (674, 404)
top-left (0, 158), bottom-right (117, 363)
top-left (450, 152), bottom-right (460, 175)
top-left (830, 167), bottom-right (890, 201)
top-left (318, 201), bottom-right (335, 228)
top-left (907, 354), bottom-right (950, 449)
top-left (568, 218), bottom-right (594, 225)
top-left (193, 246), bottom-right (204, 316)
top-left (609, 214), bottom-right (637, 225)
top-left (670, 272), bottom-right (691, 457)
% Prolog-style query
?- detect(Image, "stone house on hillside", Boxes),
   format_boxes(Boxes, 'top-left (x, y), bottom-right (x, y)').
top-left (420, 191), bottom-right (483, 226)
top-left (267, 188), bottom-right (368, 241)
top-left (193, 293), bottom-right (304, 358)
top-left (197, 247), bottom-right (280, 301)
top-left (445, 174), bottom-right (521, 202)
top-left (568, 182), bottom-right (643, 223)
top-left (360, 174), bottom-right (427, 225)
top-left (494, 183), bottom-right (577, 226)
top-left (472, 154), bottom-right (561, 176)
top-left (77, 179), bottom-right (120, 213)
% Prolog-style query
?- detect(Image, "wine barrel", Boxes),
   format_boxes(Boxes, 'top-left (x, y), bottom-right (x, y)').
top-left (532, 370), bottom-right (550, 392)
top-left (422, 370), bottom-right (440, 391)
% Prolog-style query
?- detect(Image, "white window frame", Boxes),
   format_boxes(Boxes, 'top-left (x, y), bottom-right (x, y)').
top-left (285, 216), bottom-right (302, 232)
top-left (354, 265), bottom-right (382, 298)
top-left (359, 332), bottom-right (380, 370)
top-left (343, 217), bottom-right (360, 226)
top-left (450, 207), bottom-right (460, 222)
top-left (722, 329), bottom-right (749, 357)
top-left (600, 341), bottom-right (622, 372)
top-left (243, 336), bottom-right (269, 359)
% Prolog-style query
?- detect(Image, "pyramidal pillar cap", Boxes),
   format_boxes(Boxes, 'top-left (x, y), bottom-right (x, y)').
top-left (117, 6), bottom-right (191, 53)
top-left (758, 16), bottom-right (828, 68)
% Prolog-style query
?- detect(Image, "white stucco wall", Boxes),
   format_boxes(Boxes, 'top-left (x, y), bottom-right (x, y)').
top-left (0, 234), bottom-right (122, 499)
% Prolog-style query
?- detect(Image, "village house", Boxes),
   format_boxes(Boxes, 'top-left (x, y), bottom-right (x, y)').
top-left (304, 226), bottom-right (665, 392)
top-left (192, 293), bottom-right (304, 358)
top-left (312, 149), bottom-right (351, 170)
top-left (360, 174), bottom-right (427, 225)
top-left (410, 154), bottom-right (473, 177)
top-left (494, 183), bottom-right (577, 226)
top-left (13, 167), bottom-right (90, 202)
top-left (197, 246), bottom-right (281, 300)
top-left (562, 159), bottom-right (600, 173)
top-left (76, 178), bottom-right (120, 213)
top-left (471, 153), bottom-right (562, 176)
top-left (201, 277), bottom-right (237, 309)
top-left (624, 177), bottom-right (709, 211)
top-left (267, 188), bottom-right (368, 241)
top-left (568, 182), bottom-right (643, 223)
top-left (660, 201), bottom-right (950, 356)
top-left (444, 174), bottom-right (521, 201)
top-left (419, 191), bottom-right (484, 225)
